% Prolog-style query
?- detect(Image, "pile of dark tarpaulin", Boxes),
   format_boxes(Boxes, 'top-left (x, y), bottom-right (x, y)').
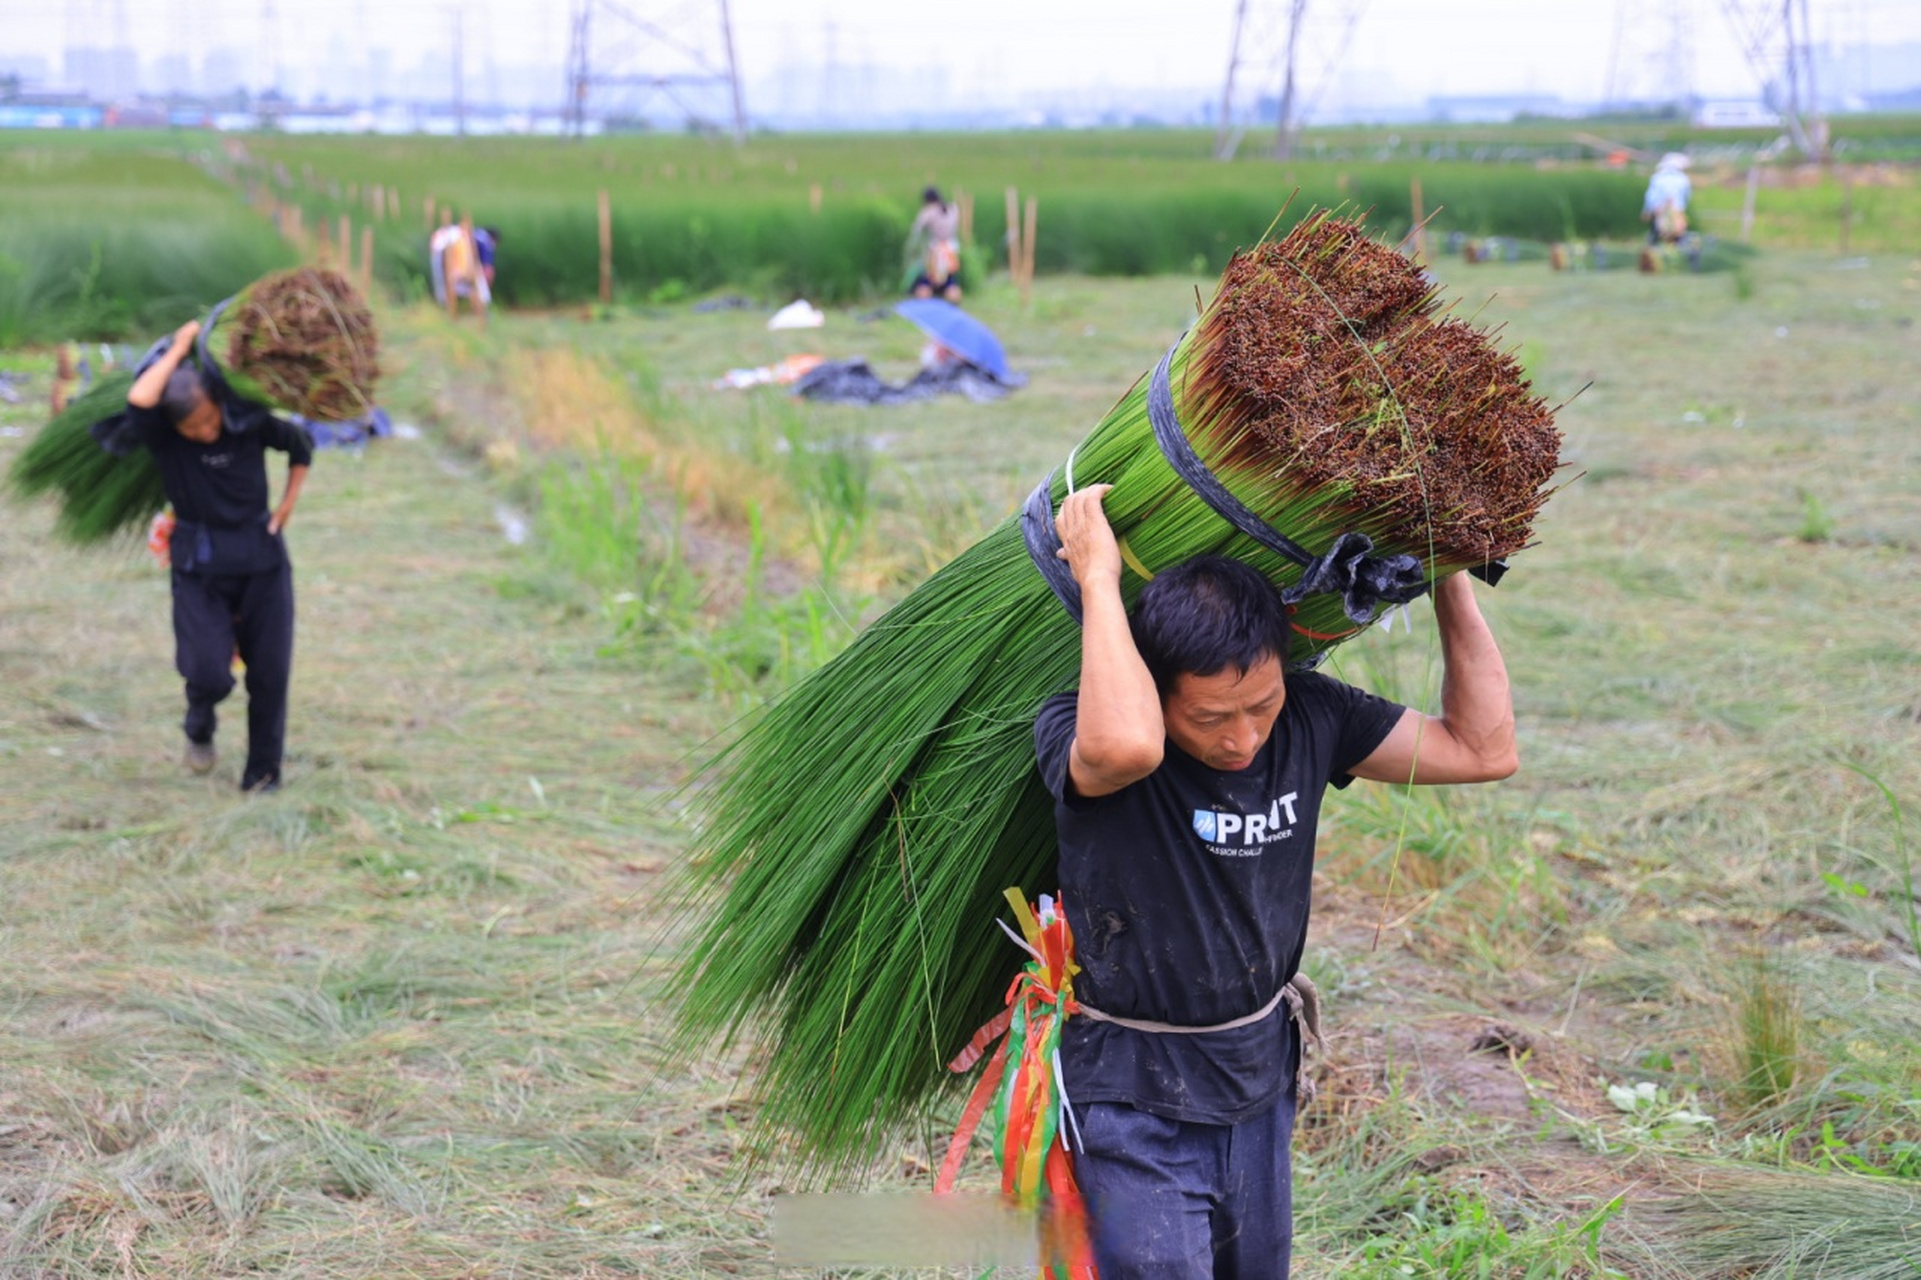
top-left (793, 358), bottom-right (1026, 406)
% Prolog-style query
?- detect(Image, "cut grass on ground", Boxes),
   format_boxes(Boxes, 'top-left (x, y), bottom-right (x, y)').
top-left (3, 242), bottom-right (1918, 1277)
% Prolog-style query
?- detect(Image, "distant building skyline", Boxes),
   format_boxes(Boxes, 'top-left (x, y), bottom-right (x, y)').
top-left (4, 1), bottom-right (1921, 130)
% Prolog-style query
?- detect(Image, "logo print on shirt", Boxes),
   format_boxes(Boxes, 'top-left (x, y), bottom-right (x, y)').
top-left (1192, 793), bottom-right (1300, 854)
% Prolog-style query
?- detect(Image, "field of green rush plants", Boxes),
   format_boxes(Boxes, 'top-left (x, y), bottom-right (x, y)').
top-left (0, 143), bottom-right (294, 346)
top-left (6, 123), bottom-right (1911, 338)
top-left (230, 130), bottom-right (1648, 305)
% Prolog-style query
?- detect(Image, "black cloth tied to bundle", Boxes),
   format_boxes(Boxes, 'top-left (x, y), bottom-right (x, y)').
top-left (1025, 340), bottom-right (1497, 644)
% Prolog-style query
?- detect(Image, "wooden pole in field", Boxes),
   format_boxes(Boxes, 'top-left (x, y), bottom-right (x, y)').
top-left (423, 194), bottom-right (436, 230)
top-left (809, 182), bottom-right (822, 214)
top-left (597, 188), bottom-right (613, 306)
top-left (317, 216), bottom-right (333, 267)
top-left (1021, 196), bottom-right (1038, 306)
top-left (1409, 176), bottom-right (1427, 265)
top-left (1004, 186), bottom-right (1021, 284)
top-left (338, 215), bottom-right (352, 268)
top-left (956, 188), bottom-right (974, 246)
top-left (1838, 169), bottom-right (1853, 254)
top-left (361, 226), bottom-right (375, 295)
top-left (1740, 163), bottom-right (1761, 244)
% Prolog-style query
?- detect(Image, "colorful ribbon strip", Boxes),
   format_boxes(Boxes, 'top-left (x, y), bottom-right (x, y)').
top-left (936, 888), bottom-right (1098, 1280)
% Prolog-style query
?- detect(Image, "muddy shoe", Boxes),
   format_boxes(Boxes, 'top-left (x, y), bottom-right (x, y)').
top-left (184, 739), bottom-right (217, 775)
top-left (242, 772), bottom-right (281, 795)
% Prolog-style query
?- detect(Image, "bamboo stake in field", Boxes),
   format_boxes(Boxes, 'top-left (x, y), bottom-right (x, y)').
top-left (1021, 196), bottom-right (1039, 305)
top-left (361, 226), bottom-right (375, 296)
top-left (423, 194), bottom-right (436, 231)
top-left (1005, 186), bottom-right (1021, 284)
top-left (597, 189), bottom-right (613, 306)
top-left (1740, 164), bottom-right (1761, 243)
top-left (1409, 176), bottom-right (1427, 265)
top-left (956, 188), bottom-right (974, 246)
top-left (338, 215), bottom-right (353, 270)
top-left (809, 182), bottom-right (822, 215)
top-left (1839, 170), bottom-right (1853, 253)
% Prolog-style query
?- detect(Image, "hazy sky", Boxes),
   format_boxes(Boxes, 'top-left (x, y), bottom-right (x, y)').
top-left (6, 0), bottom-right (1921, 110)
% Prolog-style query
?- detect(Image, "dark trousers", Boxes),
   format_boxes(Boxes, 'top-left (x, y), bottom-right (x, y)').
top-left (172, 561), bottom-right (294, 788)
top-left (1073, 1094), bottom-right (1297, 1280)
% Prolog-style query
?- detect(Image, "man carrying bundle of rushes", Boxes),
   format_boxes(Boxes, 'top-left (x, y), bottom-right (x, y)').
top-left (1038, 485), bottom-right (1518, 1277)
top-left (126, 319), bottom-right (313, 793)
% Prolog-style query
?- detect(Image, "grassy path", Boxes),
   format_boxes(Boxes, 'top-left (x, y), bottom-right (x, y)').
top-left (0, 385), bottom-right (761, 1275)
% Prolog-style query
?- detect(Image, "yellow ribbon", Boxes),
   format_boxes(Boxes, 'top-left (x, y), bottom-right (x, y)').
top-left (1117, 536), bottom-right (1156, 582)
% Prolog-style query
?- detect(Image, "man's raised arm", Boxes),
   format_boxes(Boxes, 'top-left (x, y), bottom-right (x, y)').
top-left (1055, 486), bottom-right (1164, 797)
top-left (1350, 574), bottom-right (1519, 785)
top-left (127, 319), bottom-right (199, 409)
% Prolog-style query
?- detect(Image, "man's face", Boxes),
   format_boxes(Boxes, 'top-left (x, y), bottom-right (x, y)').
top-left (173, 390), bottom-right (220, 444)
top-left (1162, 654), bottom-right (1287, 773)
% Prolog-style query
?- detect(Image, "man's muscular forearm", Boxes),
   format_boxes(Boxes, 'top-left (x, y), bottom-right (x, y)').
top-left (1057, 486), bottom-right (1163, 796)
top-left (269, 465), bottom-right (309, 536)
top-left (127, 320), bottom-right (199, 409)
top-left (1433, 574), bottom-right (1519, 777)
top-left (1351, 574), bottom-right (1519, 785)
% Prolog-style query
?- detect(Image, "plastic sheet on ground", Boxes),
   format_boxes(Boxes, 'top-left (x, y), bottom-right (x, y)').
top-left (712, 354), bottom-right (825, 390)
top-left (792, 358), bottom-right (1026, 406)
top-left (768, 300), bottom-right (826, 330)
top-left (290, 406), bottom-right (395, 450)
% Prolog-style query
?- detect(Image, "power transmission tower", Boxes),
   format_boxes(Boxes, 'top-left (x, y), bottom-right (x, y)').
top-left (1603, 0), bottom-right (1697, 113)
top-left (451, 7), bottom-right (465, 135)
top-left (259, 0), bottom-right (280, 97)
top-left (1718, 0), bottom-right (1824, 156)
top-left (1215, 0), bottom-right (1366, 161)
top-left (561, 0), bottom-right (747, 141)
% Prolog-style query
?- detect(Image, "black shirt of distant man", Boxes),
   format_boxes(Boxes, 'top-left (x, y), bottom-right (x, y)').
top-left (129, 399), bottom-right (312, 790)
top-left (1035, 672), bottom-right (1403, 1123)
top-left (129, 400), bottom-right (312, 542)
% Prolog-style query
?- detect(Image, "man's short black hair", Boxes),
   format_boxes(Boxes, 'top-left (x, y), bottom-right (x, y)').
top-left (1128, 554), bottom-right (1290, 696)
top-left (922, 185), bottom-right (943, 205)
top-left (159, 366), bottom-right (205, 424)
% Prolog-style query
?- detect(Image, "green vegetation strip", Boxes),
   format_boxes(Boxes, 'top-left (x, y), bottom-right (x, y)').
top-left (0, 145), bottom-right (294, 345)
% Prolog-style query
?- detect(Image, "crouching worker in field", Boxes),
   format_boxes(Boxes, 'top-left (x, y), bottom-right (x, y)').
top-left (126, 319), bottom-right (313, 793)
top-left (1039, 485), bottom-right (1519, 1279)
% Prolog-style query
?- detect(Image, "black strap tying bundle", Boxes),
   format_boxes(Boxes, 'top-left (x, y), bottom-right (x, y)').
top-left (1023, 339), bottom-right (1506, 631)
top-left (1021, 474), bottom-right (1084, 625)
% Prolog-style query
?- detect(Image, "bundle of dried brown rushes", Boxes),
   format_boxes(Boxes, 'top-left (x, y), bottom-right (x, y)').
top-left (1187, 213), bottom-right (1562, 568)
top-left (224, 267), bottom-right (380, 422)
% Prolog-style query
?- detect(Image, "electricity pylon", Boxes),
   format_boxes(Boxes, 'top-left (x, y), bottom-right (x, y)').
top-left (563, 0), bottom-right (747, 142)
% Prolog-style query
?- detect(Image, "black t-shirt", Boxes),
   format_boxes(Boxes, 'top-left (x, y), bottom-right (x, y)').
top-left (1033, 673), bottom-right (1405, 1124)
top-left (130, 401), bottom-right (313, 531)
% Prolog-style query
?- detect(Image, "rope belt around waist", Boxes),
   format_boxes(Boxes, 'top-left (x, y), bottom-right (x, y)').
top-left (1076, 972), bottom-right (1326, 1103)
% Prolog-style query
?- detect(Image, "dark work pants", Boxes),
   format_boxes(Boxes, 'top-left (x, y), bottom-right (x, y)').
top-left (172, 560), bottom-right (294, 788)
top-left (1073, 1093), bottom-right (1297, 1280)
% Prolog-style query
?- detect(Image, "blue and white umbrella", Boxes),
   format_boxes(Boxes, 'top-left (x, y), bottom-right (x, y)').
top-left (893, 299), bottom-right (1010, 381)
